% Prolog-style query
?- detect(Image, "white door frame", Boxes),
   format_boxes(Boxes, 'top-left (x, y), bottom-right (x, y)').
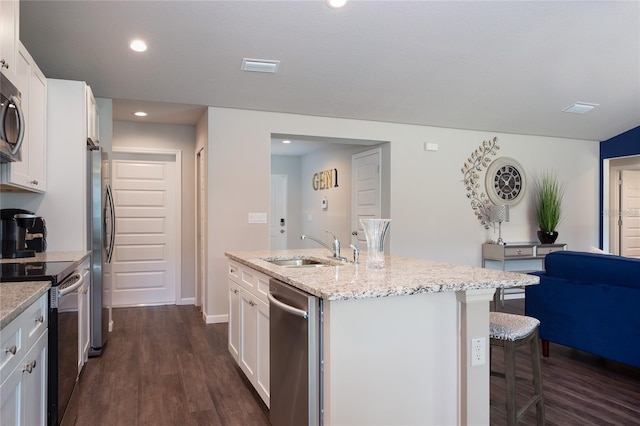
top-left (112, 147), bottom-right (183, 305)
top-left (352, 147), bottom-right (382, 250)
top-left (270, 174), bottom-right (288, 249)
top-left (196, 147), bottom-right (207, 311)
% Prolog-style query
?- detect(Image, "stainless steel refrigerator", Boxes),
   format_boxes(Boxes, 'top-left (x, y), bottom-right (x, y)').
top-left (87, 140), bottom-right (115, 356)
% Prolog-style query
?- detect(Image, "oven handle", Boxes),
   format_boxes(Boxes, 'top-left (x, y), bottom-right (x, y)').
top-left (58, 272), bottom-right (85, 297)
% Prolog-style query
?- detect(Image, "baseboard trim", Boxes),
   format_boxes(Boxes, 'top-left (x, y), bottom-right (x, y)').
top-left (177, 297), bottom-right (195, 305)
top-left (204, 313), bottom-right (228, 324)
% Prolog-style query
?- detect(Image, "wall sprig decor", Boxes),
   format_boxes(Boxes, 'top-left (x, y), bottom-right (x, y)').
top-left (461, 137), bottom-right (500, 229)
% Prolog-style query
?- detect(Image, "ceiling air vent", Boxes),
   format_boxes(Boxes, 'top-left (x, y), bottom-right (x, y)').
top-left (562, 102), bottom-right (599, 114)
top-left (241, 58), bottom-right (280, 73)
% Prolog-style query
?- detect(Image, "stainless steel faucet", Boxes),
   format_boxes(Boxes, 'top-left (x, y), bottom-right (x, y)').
top-left (301, 231), bottom-right (344, 260)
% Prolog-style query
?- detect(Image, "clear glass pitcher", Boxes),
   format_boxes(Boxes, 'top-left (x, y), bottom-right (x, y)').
top-left (359, 218), bottom-right (391, 269)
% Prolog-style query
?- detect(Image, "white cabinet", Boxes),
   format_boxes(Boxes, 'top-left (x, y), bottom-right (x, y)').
top-left (0, 0), bottom-right (19, 82)
top-left (78, 260), bottom-right (91, 369)
top-left (228, 260), bottom-right (270, 406)
top-left (0, 42), bottom-right (47, 192)
top-left (0, 292), bottom-right (48, 426)
top-left (86, 86), bottom-right (99, 144)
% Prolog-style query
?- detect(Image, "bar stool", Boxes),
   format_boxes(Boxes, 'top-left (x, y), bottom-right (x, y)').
top-left (490, 312), bottom-right (545, 426)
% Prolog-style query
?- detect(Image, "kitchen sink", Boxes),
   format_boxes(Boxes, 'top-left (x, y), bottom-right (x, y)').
top-left (263, 257), bottom-right (331, 268)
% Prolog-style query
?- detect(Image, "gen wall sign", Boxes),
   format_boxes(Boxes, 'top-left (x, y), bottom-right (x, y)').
top-left (312, 168), bottom-right (339, 190)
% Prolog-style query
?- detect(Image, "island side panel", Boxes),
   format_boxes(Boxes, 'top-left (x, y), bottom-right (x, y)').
top-left (322, 291), bottom-right (459, 425)
top-left (456, 289), bottom-right (495, 425)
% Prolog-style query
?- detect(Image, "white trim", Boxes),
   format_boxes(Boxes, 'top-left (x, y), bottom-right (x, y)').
top-left (177, 297), bottom-right (195, 306)
top-left (112, 147), bottom-right (183, 305)
top-left (204, 313), bottom-right (229, 324)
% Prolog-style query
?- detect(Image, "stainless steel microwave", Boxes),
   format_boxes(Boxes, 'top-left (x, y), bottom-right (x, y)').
top-left (0, 76), bottom-right (25, 162)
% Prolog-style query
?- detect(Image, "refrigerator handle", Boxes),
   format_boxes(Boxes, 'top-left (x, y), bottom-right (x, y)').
top-left (105, 185), bottom-right (116, 263)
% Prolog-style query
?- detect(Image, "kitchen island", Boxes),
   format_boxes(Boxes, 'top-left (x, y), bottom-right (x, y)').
top-left (226, 249), bottom-right (539, 426)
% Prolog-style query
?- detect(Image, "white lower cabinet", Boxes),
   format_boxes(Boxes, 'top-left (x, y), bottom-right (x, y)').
top-left (78, 261), bottom-right (91, 370)
top-left (0, 293), bottom-right (48, 426)
top-left (228, 260), bottom-right (270, 407)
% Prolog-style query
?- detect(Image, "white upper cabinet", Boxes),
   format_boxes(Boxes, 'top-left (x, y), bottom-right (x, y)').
top-left (86, 85), bottom-right (99, 145)
top-left (0, 0), bottom-right (19, 82)
top-left (0, 43), bottom-right (47, 192)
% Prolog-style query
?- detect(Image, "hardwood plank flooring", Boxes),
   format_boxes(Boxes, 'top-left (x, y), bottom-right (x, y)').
top-left (63, 302), bottom-right (640, 425)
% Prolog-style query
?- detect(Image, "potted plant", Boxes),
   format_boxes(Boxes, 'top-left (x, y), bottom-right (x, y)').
top-left (534, 171), bottom-right (565, 244)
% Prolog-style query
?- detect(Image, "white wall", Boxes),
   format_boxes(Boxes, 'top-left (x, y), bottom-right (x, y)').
top-left (112, 121), bottom-right (197, 300)
top-left (205, 107), bottom-right (600, 319)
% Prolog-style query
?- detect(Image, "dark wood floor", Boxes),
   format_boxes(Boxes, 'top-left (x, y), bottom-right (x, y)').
top-left (63, 302), bottom-right (640, 426)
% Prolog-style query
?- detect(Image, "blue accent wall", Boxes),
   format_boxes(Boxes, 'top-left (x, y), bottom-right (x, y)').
top-left (599, 126), bottom-right (640, 247)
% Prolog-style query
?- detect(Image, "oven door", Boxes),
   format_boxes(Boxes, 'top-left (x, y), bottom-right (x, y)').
top-left (0, 77), bottom-right (25, 163)
top-left (50, 269), bottom-right (86, 426)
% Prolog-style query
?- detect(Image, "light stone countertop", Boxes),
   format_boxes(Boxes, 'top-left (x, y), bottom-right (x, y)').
top-left (225, 249), bottom-right (540, 301)
top-left (0, 281), bottom-right (50, 330)
top-left (0, 250), bottom-right (90, 264)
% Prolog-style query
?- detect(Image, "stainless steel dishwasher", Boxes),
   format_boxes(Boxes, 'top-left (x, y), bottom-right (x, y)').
top-left (268, 278), bottom-right (321, 426)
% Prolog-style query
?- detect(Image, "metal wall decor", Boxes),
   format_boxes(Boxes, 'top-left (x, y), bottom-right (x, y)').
top-left (461, 137), bottom-right (500, 229)
top-left (312, 168), bottom-right (339, 190)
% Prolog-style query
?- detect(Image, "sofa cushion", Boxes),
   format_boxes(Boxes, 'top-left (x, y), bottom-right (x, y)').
top-left (544, 250), bottom-right (640, 289)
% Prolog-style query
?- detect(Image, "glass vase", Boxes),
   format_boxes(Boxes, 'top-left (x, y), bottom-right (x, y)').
top-left (359, 218), bottom-right (392, 269)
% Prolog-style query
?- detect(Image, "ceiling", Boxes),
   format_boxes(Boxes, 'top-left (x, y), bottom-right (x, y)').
top-left (19, 1), bottom-right (640, 142)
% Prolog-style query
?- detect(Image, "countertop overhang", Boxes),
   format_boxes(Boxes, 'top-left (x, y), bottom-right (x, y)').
top-left (225, 249), bottom-right (539, 301)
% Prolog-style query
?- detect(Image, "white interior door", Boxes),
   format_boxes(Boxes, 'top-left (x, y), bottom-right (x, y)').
top-left (111, 155), bottom-right (178, 306)
top-left (352, 148), bottom-right (382, 250)
top-left (270, 174), bottom-right (287, 249)
top-left (620, 170), bottom-right (640, 258)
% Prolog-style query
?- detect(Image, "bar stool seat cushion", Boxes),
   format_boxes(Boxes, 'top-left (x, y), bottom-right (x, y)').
top-left (490, 312), bottom-right (540, 341)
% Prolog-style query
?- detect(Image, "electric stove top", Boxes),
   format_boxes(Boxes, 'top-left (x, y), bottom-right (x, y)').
top-left (0, 261), bottom-right (77, 285)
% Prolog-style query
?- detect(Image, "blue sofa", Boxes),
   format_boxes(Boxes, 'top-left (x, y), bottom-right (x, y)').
top-left (525, 250), bottom-right (640, 368)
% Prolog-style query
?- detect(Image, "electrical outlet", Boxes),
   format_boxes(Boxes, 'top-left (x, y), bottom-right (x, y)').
top-left (471, 337), bottom-right (486, 366)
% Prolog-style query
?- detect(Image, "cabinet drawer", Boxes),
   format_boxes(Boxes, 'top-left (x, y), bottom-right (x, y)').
top-left (23, 293), bottom-right (48, 351)
top-left (504, 247), bottom-right (534, 257)
top-left (537, 245), bottom-right (565, 256)
top-left (0, 316), bottom-right (23, 384)
top-left (228, 260), bottom-right (241, 283)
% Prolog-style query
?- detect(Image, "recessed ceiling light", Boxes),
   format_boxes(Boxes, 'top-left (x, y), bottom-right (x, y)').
top-left (133, 111), bottom-right (147, 117)
top-left (241, 58), bottom-right (280, 73)
top-left (562, 102), bottom-right (599, 114)
top-left (326, 0), bottom-right (347, 8)
top-left (282, 140), bottom-right (291, 144)
top-left (130, 39), bottom-right (147, 52)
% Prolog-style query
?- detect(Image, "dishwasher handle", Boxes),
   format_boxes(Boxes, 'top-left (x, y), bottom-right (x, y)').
top-left (268, 292), bottom-right (309, 319)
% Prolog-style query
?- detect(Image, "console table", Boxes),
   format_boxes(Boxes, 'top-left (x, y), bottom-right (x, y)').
top-left (482, 242), bottom-right (567, 308)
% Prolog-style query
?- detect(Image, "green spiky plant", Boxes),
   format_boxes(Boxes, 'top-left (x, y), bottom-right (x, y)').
top-left (534, 171), bottom-right (565, 232)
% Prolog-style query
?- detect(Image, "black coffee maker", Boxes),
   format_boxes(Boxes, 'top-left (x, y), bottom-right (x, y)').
top-left (0, 208), bottom-right (38, 258)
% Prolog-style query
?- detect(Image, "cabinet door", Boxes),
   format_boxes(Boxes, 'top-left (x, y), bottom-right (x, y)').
top-left (0, 330), bottom-right (48, 426)
top-left (0, 43), bottom-right (47, 192)
top-left (239, 287), bottom-right (258, 381)
top-left (86, 86), bottom-right (98, 144)
top-left (228, 280), bottom-right (241, 361)
top-left (0, 0), bottom-right (18, 81)
top-left (23, 330), bottom-right (47, 426)
top-left (0, 360), bottom-right (22, 426)
top-left (255, 298), bottom-right (270, 406)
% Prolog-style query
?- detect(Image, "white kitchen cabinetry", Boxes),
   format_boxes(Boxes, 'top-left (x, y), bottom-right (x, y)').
top-left (0, 0), bottom-right (19, 82)
top-left (37, 79), bottom-right (96, 251)
top-left (227, 260), bottom-right (270, 406)
top-left (86, 86), bottom-right (99, 144)
top-left (78, 259), bottom-right (91, 369)
top-left (0, 42), bottom-right (47, 192)
top-left (0, 292), bottom-right (48, 426)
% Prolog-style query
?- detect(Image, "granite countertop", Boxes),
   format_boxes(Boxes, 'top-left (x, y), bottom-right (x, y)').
top-left (225, 249), bottom-right (540, 301)
top-left (0, 281), bottom-right (50, 329)
top-left (0, 250), bottom-right (90, 264)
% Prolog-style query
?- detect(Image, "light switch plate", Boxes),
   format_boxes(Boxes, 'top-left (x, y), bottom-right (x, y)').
top-left (248, 212), bottom-right (267, 223)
